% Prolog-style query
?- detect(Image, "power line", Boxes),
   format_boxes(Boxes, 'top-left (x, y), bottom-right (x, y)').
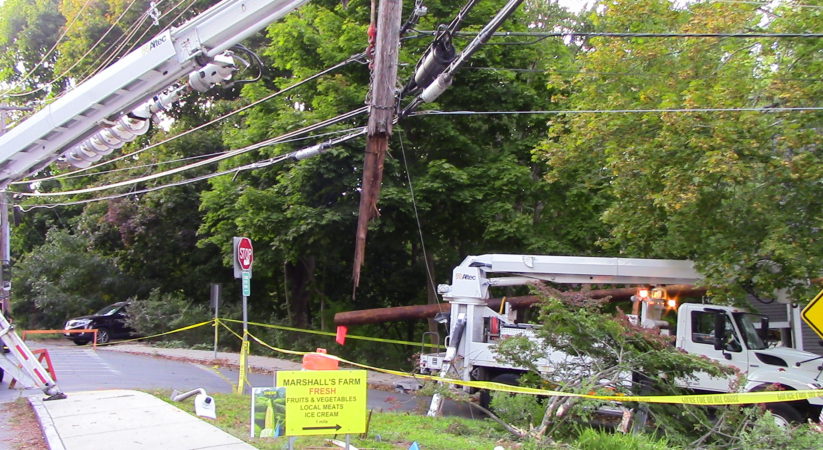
top-left (49, 127), bottom-right (360, 182)
top-left (2, 0), bottom-right (150, 98)
top-left (413, 30), bottom-right (823, 39)
top-left (705, 1), bottom-right (823, 9)
top-left (18, 107), bottom-right (367, 197)
top-left (408, 106), bottom-right (823, 116)
top-left (78, 0), bottom-right (158, 84)
top-left (16, 129), bottom-right (366, 211)
top-left (12, 53), bottom-right (365, 185)
top-left (0, 0), bottom-right (97, 98)
top-left (463, 65), bottom-right (823, 82)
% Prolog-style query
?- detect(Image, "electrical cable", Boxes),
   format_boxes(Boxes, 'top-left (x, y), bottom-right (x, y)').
top-left (463, 65), bottom-right (822, 84)
top-left (222, 44), bottom-right (264, 87)
top-left (18, 107), bottom-right (367, 197)
top-left (79, 3), bottom-right (155, 83)
top-left (12, 52), bottom-right (366, 185)
top-left (16, 128), bottom-right (367, 211)
top-left (3, 0), bottom-right (147, 99)
top-left (400, 0), bottom-right (525, 116)
top-left (412, 30), bottom-right (823, 39)
top-left (0, 0), bottom-right (97, 97)
top-left (79, 0), bottom-right (195, 84)
top-left (704, 1), bottom-right (823, 9)
top-left (51, 127), bottom-right (360, 182)
top-left (408, 106), bottom-right (823, 116)
top-left (396, 129), bottom-right (438, 304)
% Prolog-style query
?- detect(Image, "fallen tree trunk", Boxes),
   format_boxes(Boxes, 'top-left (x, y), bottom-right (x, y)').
top-left (334, 285), bottom-right (705, 326)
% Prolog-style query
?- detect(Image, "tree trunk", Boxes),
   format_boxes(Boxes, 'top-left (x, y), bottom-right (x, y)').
top-left (285, 256), bottom-right (316, 328)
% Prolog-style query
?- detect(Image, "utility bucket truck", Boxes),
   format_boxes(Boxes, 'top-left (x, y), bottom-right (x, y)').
top-left (418, 254), bottom-right (823, 425)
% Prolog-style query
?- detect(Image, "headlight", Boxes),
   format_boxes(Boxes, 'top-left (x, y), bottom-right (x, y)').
top-left (66, 319), bottom-right (92, 328)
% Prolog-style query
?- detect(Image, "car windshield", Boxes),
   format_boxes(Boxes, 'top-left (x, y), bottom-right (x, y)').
top-left (94, 304), bottom-right (122, 316)
top-left (733, 312), bottom-right (767, 351)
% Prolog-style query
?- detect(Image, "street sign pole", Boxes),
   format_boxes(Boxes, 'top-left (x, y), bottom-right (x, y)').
top-left (211, 283), bottom-right (221, 359)
top-left (233, 237), bottom-right (254, 394)
top-left (241, 290), bottom-right (248, 393)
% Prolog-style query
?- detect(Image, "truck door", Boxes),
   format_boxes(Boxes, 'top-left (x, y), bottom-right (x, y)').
top-left (681, 309), bottom-right (749, 392)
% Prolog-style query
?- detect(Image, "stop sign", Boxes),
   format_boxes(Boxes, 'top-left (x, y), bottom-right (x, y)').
top-left (236, 237), bottom-right (253, 270)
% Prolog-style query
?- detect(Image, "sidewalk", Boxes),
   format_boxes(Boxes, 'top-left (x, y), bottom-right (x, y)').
top-left (99, 343), bottom-right (414, 389)
top-left (30, 389), bottom-right (253, 450)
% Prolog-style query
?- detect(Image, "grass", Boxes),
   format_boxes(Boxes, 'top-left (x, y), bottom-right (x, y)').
top-left (146, 389), bottom-right (541, 449)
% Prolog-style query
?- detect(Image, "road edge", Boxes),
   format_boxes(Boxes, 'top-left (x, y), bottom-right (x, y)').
top-left (28, 396), bottom-right (66, 450)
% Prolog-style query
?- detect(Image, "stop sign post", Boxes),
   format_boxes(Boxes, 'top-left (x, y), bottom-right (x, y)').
top-left (232, 236), bottom-right (253, 394)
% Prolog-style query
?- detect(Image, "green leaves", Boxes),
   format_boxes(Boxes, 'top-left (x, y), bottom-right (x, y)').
top-left (11, 229), bottom-right (137, 328)
top-left (537, 0), bottom-right (822, 302)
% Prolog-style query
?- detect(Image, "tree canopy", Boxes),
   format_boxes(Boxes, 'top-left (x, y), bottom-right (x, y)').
top-left (0, 0), bottom-right (819, 335)
top-left (536, 0), bottom-right (821, 302)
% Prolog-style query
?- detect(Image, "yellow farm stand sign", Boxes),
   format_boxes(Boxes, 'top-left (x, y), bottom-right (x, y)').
top-left (275, 370), bottom-right (367, 436)
top-left (801, 289), bottom-right (823, 340)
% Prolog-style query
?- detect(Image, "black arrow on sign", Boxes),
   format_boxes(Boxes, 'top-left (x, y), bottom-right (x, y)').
top-left (303, 424), bottom-right (342, 431)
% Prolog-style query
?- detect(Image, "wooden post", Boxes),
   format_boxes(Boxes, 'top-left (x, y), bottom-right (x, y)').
top-left (353, 0), bottom-right (403, 289)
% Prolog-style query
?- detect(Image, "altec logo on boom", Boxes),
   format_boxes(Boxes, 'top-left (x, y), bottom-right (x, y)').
top-left (237, 237), bottom-right (253, 270)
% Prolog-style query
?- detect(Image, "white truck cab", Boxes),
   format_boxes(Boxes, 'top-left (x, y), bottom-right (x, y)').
top-left (671, 303), bottom-right (823, 422)
top-left (419, 254), bottom-right (823, 424)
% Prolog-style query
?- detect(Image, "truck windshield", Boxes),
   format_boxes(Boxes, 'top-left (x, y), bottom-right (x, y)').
top-left (733, 313), bottom-right (767, 350)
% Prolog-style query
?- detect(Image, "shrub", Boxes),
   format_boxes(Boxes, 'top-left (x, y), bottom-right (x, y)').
top-left (126, 289), bottom-right (213, 346)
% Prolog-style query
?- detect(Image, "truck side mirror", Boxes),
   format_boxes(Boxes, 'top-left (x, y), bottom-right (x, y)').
top-left (713, 313), bottom-right (726, 351)
top-left (759, 317), bottom-right (769, 342)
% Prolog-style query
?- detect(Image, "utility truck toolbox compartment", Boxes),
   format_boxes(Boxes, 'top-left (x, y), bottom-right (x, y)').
top-left (420, 352), bottom-right (446, 372)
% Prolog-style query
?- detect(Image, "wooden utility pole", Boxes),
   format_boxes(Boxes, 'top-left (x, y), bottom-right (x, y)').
top-left (353, 0), bottom-right (402, 289)
top-left (334, 285), bottom-right (707, 326)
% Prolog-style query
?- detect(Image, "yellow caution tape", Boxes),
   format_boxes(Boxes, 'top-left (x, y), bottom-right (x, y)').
top-left (124, 318), bottom-right (823, 406)
top-left (301, 350), bottom-right (823, 405)
top-left (96, 320), bottom-right (214, 346)
top-left (220, 318), bottom-right (439, 348)
top-left (236, 338), bottom-right (250, 394)
top-left (216, 319), bottom-right (244, 341)
top-left (236, 329), bottom-right (823, 406)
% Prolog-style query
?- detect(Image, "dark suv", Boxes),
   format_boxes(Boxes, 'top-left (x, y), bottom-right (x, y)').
top-left (64, 302), bottom-right (134, 345)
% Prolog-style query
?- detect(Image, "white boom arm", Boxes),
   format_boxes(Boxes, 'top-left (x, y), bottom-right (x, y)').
top-left (0, 0), bottom-right (310, 188)
top-left (438, 254), bottom-right (702, 301)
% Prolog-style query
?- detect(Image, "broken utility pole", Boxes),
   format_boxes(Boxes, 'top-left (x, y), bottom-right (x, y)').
top-left (353, 0), bottom-right (402, 290)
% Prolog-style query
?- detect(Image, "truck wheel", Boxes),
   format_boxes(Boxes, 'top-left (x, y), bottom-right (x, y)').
top-left (766, 402), bottom-right (802, 428)
top-left (479, 372), bottom-right (521, 410)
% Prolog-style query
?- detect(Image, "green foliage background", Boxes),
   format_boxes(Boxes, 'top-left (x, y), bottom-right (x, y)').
top-left (0, 0), bottom-right (819, 359)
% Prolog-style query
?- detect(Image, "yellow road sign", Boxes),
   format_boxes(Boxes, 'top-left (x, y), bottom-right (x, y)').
top-left (801, 289), bottom-right (823, 340)
top-left (276, 370), bottom-right (367, 436)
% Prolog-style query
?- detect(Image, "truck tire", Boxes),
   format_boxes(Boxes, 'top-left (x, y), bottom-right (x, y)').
top-left (479, 372), bottom-right (521, 410)
top-left (765, 402), bottom-right (802, 428)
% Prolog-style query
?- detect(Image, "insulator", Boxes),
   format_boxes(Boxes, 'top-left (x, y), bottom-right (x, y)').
top-left (98, 128), bottom-right (125, 150)
top-left (414, 39), bottom-right (456, 90)
top-left (188, 53), bottom-right (237, 92)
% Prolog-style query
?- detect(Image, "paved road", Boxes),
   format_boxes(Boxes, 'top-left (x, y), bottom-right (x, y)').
top-left (0, 341), bottom-right (475, 418)
top-left (1, 341), bottom-right (252, 402)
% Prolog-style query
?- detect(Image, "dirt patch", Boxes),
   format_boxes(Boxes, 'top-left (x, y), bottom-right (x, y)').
top-left (0, 399), bottom-right (47, 450)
